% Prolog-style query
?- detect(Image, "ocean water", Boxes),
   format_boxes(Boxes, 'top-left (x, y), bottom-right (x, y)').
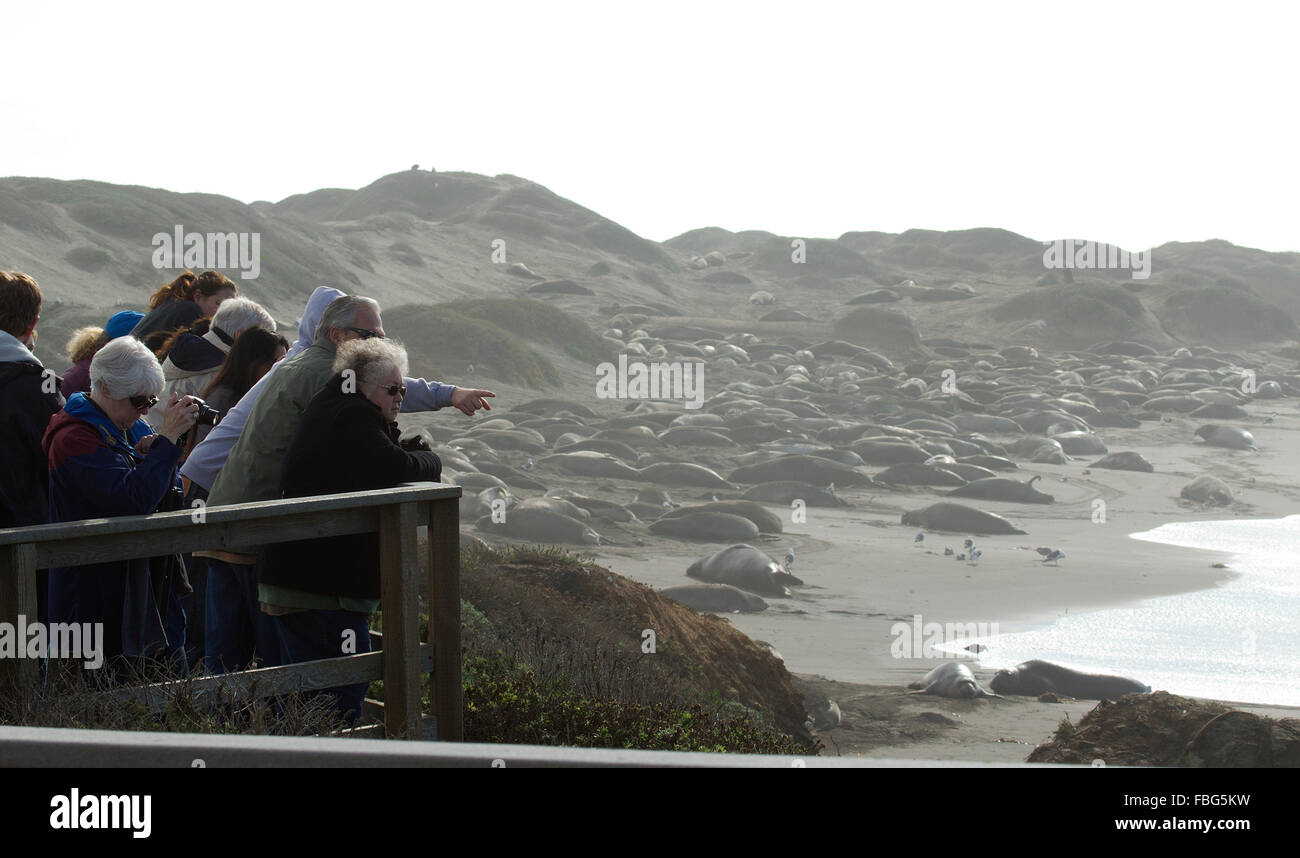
top-left (938, 516), bottom-right (1300, 706)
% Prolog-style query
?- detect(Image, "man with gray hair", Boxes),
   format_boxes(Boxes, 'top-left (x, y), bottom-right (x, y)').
top-left (199, 291), bottom-right (492, 674)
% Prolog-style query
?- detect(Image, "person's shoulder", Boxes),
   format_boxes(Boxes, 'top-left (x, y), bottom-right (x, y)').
top-left (45, 415), bottom-right (104, 468)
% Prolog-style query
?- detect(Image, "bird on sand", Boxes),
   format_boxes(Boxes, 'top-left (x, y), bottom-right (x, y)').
top-left (784, 547), bottom-right (795, 572)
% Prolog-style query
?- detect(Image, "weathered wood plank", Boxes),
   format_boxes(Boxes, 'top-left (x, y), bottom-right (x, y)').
top-left (379, 502), bottom-right (422, 739)
top-left (428, 496), bottom-right (463, 741)
top-left (0, 482), bottom-right (459, 547)
top-left (0, 543), bottom-right (38, 692)
top-left (86, 644), bottom-right (436, 713)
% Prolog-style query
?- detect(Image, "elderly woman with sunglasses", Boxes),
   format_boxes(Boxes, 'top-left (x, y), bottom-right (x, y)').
top-left (259, 337), bottom-right (441, 721)
top-left (43, 336), bottom-right (201, 675)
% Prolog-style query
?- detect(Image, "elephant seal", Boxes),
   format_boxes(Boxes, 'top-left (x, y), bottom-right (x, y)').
top-left (1051, 431), bottom-right (1108, 456)
top-left (475, 508), bottom-right (601, 545)
top-left (741, 481), bottom-right (846, 507)
top-left (516, 496), bottom-right (591, 521)
top-left (945, 475), bottom-right (1055, 504)
top-left (650, 511), bottom-right (760, 541)
top-left (660, 583), bottom-right (768, 613)
top-left (1195, 424), bottom-right (1257, 451)
top-left (1089, 451), bottom-right (1155, 472)
top-left (989, 659), bottom-right (1150, 699)
top-left (958, 455), bottom-right (1020, 472)
top-left (874, 462), bottom-right (968, 487)
top-left (659, 501), bottom-right (783, 533)
top-left (729, 455), bottom-right (873, 487)
top-left (637, 461), bottom-right (735, 488)
top-left (901, 502), bottom-right (1027, 535)
top-left (1180, 475), bottom-right (1233, 506)
top-left (539, 451), bottom-right (644, 480)
top-left (1190, 403), bottom-right (1250, 420)
top-left (686, 543), bottom-right (801, 596)
top-left (908, 662), bottom-right (1000, 699)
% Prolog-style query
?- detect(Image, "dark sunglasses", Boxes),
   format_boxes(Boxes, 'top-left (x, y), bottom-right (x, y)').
top-left (347, 327), bottom-right (385, 340)
top-left (378, 384), bottom-right (407, 398)
top-left (129, 394), bottom-right (159, 410)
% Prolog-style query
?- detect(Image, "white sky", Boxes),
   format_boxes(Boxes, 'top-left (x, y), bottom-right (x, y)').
top-left (4, 1), bottom-right (1298, 252)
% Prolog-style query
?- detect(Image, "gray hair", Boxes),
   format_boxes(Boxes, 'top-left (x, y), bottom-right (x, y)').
top-left (315, 295), bottom-right (381, 344)
top-left (90, 336), bottom-right (165, 399)
top-left (211, 297), bottom-right (276, 339)
top-left (332, 338), bottom-right (409, 388)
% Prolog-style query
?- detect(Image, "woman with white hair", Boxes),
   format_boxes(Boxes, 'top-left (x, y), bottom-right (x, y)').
top-left (43, 336), bottom-right (202, 675)
top-left (148, 296), bottom-right (277, 431)
top-left (259, 337), bottom-right (441, 720)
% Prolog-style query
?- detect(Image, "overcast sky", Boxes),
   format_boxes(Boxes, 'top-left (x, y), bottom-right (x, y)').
top-left (5, 1), bottom-right (1297, 252)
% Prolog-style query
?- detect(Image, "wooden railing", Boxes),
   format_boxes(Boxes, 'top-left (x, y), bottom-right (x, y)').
top-left (0, 482), bottom-right (462, 741)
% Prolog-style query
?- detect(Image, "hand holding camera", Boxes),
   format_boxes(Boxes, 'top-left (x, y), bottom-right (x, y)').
top-left (160, 393), bottom-right (218, 445)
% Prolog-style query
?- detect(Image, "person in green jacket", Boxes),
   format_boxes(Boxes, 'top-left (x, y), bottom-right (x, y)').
top-left (200, 294), bottom-right (492, 674)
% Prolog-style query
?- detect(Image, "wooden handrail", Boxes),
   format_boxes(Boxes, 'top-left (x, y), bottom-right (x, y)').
top-left (0, 482), bottom-right (462, 741)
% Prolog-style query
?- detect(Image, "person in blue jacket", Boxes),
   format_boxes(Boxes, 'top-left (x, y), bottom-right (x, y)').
top-left (43, 336), bottom-right (201, 677)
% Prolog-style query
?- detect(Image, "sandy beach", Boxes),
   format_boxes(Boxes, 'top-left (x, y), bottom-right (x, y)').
top-left (560, 392), bottom-right (1300, 760)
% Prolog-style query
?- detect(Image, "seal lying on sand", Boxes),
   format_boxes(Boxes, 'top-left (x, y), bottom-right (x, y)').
top-left (989, 659), bottom-right (1150, 699)
top-left (659, 500), bottom-right (783, 533)
top-left (660, 583), bottom-right (768, 613)
top-left (945, 475), bottom-right (1054, 504)
top-left (1194, 424), bottom-right (1257, 451)
top-left (741, 481), bottom-right (846, 507)
top-left (650, 511), bottom-right (760, 541)
top-left (908, 662), bottom-right (1000, 699)
top-left (1089, 451), bottom-right (1155, 472)
top-left (686, 543), bottom-right (801, 596)
top-left (1180, 475), bottom-right (1233, 506)
top-left (901, 502), bottom-right (1027, 535)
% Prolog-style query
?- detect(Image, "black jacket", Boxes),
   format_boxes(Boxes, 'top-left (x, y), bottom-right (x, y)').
top-left (260, 374), bottom-right (441, 601)
top-left (0, 357), bottom-right (64, 528)
top-left (131, 300), bottom-right (203, 352)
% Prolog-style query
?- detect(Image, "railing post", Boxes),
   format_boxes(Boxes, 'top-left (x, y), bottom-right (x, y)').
top-left (0, 543), bottom-right (39, 694)
top-left (379, 501), bottom-right (422, 739)
top-left (427, 495), bottom-right (462, 741)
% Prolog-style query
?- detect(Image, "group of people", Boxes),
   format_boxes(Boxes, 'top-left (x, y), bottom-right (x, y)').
top-left (0, 270), bottom-right (494, 720)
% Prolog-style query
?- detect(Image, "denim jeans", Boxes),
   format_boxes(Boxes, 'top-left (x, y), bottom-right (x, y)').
top-left (273, 609), bottom-right (371, 722)
top-left (204, 559), bottom-right (283, 674)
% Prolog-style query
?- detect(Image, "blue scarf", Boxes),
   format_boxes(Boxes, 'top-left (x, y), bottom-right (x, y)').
top-left (64, 392), bottom-right (154, 460)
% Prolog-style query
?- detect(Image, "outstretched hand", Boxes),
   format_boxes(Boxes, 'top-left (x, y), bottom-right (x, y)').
top-left (450, 387), bottom-right (495, 416)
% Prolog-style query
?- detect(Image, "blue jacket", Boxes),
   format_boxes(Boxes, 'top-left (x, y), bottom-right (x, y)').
top-left (43, 394), bottom-right (187, 665)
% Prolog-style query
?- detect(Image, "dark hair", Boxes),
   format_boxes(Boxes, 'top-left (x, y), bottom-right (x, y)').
top-left (0, 270), bottom-right (41, 338)
top-left (153, 318), bottom-right (212, 361)
top-left (147, 270), bottom-right (236, 310)
top-left (203, 328), bottom-right (290, 403)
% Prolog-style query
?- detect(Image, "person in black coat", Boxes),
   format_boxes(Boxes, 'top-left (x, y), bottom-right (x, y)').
top-left (0, 271), bottom-right (64, 626)
top-left (259, 337), bottom-right (441, 721)
top-left (131, 270), bottom-right (237, 353)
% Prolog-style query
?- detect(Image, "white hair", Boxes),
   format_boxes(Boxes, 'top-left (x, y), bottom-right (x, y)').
top-left (211, 296), bottom-right (276, 339)
top-left (333, 337), bottom-right (409, 385)
top-left (90, 336), bottom-right (165, 399)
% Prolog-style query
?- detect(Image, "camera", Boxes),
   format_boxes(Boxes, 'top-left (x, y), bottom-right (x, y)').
top-left (191, 397), bottom-right (220, 427)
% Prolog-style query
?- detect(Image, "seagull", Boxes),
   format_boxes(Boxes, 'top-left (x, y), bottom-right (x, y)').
top-left (914, 531), bottom-right (925, 545)
top-left (1040, 549), bottom-right (1065, 565)
top-left (963, 538), bottom-right (974, 550)
top-left (943, 546), bottom-right (954, 556)
top-left (1265, 412), bottom-right (1278, 424)
top-left (826, 482), bottom-right (836, 496)
top-left (467, 363), bottom-right (475, 375)
top-left (968, 548), bottom-right (982, 566)
top-left (956, 553), bottom-right (966, 561)
top-left (1082, 469), bottom-right (1092, 475)
top-left (784, 548), bottom-right (795, 571)
top-left (662, 500), bottom-right (674, 509)
top-left (1058, 475), bottom-right (1068, 482)
top-left (522, 457), bottom-right (534, 472)
top-left (1160, 415), bottom-right (1170, 425)
top-left (711, 495), bottom-right (719, 503)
